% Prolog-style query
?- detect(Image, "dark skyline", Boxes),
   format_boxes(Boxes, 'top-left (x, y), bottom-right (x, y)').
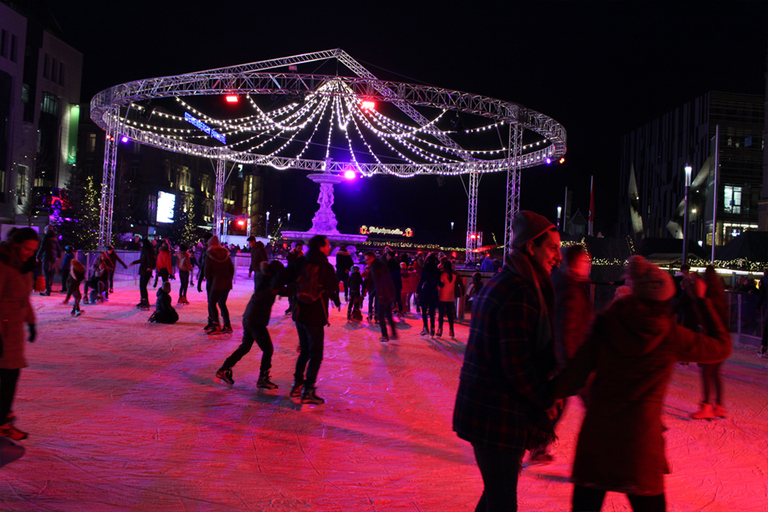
top-left (44, 1), bottom-right (768, 243)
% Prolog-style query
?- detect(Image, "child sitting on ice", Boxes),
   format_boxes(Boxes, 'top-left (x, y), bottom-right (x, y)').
top-left (149, 282), bottom-right (179, 324)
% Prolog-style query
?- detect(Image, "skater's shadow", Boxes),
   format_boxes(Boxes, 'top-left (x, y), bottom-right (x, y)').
top-left (342, 321), bottom-right (366, 331)
top-left (426, 336), bottom-right (465, 355)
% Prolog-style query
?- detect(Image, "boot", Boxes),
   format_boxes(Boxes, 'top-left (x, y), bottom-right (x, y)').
top-left (215, 368), bottom-right (234, 388)
top-left (0, 423), bottom-right (28, 441)
top-left (449, 328), bottom-right (455, 337)
top-left (713, 403), bottom-right (727, 418)
top-left (257, 371), bottom-right (278, 389)
top-left (290, 379), bottom-right (304, 398)
top-left (690, 402), bottom-right (715, 419)
top-left (436, 328), bottom-right (443, 337)
top-left (301, 386), bottom-right (325, 405)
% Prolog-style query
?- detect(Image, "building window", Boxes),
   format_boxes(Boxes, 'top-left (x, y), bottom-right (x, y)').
top-left (43, 54), bottom-right (49, 79)
top-left (724, 185), bottom-right (742, 214)
top-left (21, 83), bottom-right (29, 104)
top-left (50, 58), bottom-right (58, 83)
top-left (0, 30), bottom-right (6, 58)
top-left (88, 133), bottom-right (97, 153)
top-left (59, 62), bottom-right (65, 86)
top-left (41, 92), bottom-right (59, 116)
top-left (10, 34), bottom-right (15, 62)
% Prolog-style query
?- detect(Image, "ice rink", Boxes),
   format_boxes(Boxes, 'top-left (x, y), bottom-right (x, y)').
top-left (2, 271), bottom-right (767, 511)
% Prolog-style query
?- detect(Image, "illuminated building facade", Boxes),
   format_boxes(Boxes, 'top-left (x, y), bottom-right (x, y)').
top-left (619, 91), bottom-right (764, 247)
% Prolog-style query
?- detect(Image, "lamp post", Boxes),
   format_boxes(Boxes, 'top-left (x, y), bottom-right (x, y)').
top-left (265, 210), bottom-right (270, 239)
top-left (682, 164), bottom-right (692, 265)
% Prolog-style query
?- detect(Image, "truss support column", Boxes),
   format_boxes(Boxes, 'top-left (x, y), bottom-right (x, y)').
top-left (465, 170), bottom-right (479, 262)
top-left (213, 158), bottom-right (225, 238)
top-left (503, 123), bottom-right (523, 253)
top-left (98, 109), bottom-right (119, 250)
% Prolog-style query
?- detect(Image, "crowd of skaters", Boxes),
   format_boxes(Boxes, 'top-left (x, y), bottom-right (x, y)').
top-left (0, 217), bottom-right (761, 510)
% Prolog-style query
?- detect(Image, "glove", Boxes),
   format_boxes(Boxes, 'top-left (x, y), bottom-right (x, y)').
top-left (28, 323), bottom-right (36, 343)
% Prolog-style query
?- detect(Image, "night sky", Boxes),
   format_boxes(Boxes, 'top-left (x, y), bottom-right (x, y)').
top-left (47, 1), bottom-right (768, 244)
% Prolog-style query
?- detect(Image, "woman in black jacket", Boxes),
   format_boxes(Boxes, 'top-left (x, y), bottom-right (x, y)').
top-left (215, 261), bottom-right (285, 389)
top-left (130, 238), bottom-right (156, 309)
top-left (417, 254), bottom-right (441, 336)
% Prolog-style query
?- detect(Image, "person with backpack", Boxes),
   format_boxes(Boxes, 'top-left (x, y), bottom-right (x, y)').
top-left (281, 235), bottom-right (339, 405)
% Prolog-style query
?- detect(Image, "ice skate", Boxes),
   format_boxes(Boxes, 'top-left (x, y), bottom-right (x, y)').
top-left (0, 423), bottom-right (28, 441)
top-left (301, 386), bottom-right (325, 405)
top-left (757, 346), bottom-right (767, 358)
top-left (380, 336), bottom-right (389, 343)
top-left (219, 325), bottom-right (233, 334)
top-left (529, 448), bottom-right (553, 465)
top-left (713, 404), bottom-right (727, 418)
top-left (290, 379), bottom-right (304, 399)
top-left (214, 369), bottom-right (234, 388)
top-left (76, 309), bottom-right (84, 317)
top-left (257, 371), bottom-right (279, 390)
top-left (690, 402), bottom-right (715, 420)
top-left (206, 324), bottom-right (222, 335)
top-left (420, 328), bottom-right (429, 336)
top-left (203, 322), bottom-right (219, 334)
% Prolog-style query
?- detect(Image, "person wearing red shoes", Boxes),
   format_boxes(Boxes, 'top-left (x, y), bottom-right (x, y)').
top-left (0, 228), bottom-right (39, 441)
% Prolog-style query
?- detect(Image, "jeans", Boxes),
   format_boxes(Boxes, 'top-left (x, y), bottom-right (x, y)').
top-left (179, 270), bottom-right (190, 298)
top-left (43, 261), bottom-right (56, 293)
top-left (438, 301), bottom-right (455, 332)
top-left (139, 274), bottom-right (151, 303)
top-left (221, 323), bottom-right (273, 373)
top-left (472, 442), bottom-right (525, 512)
top-left (0, 369), bottom-right (21, 424)
top-left (421, 302), bottom-right (436, 331)
top-left (294, 322), bottom-right (325, 388)
top-left (208, 289), bottom-right (231, 327)
top-left (573, 485), bottom-right (666, 512)
top-left (376, 298), bottom-right (397, 338)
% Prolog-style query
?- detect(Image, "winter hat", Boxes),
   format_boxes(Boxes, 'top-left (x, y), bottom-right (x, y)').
top-left (511, 210), bottom-right (555, 248)
top-left (208, 236), bottom-right (220, 247)
top-left (624, 255), bottom-right (675, 302)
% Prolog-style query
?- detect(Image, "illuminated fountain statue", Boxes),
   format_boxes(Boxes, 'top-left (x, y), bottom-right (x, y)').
top-left (282, 170), bottom-right (368, 246)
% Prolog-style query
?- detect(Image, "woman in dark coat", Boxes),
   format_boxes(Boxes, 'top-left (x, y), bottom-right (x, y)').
top-left (416, 254), bottom-right (440, 336)
top-left (0, 228), bottom-right (39, 441)
top-left (130, 238), bottom-right (156, 309)
top-left (554, 256), bottom-right (731, 511)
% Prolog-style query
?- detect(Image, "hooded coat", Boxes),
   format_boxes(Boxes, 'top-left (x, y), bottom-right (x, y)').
top-left (554, 295), bottom-right (731, 496)
top-left (204, 245), bottom-right (234, 291)
top-left (0, 243), bottom-right (35, 369)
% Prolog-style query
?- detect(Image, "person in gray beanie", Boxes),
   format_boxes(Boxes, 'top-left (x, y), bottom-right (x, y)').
top-left (453, 210), bottom-right (562, 511)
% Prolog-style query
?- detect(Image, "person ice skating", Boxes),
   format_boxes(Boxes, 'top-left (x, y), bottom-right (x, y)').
top-left (149, 282), bottom-right (179, 324)
top-left (130, 238), bottom-right (156, 309)
top-left (215, 260), bottom-right (285, 389)
top-left (553, 256), bottom-right (731, 512)
top-left (453, 210), bottom-right (562, 512)
top-left (0, 227), bottom-right (39, 441)
top-left (365, 251), bottom-right (397, 342)
top-left (530, 245), bottom-right (594, 465)
top-left (36, 224), bottom-right (61, 296)
top-left (436, 258), bottom-right (460, 338)
top-left (84, 252), bottom-right (113, 304)
top-left (105, 245), bottom-right (128, 293)
top-left (176, 244), bottom-right (193, 305)
top-left (203, 236), bottom-right (235, 334)
top-left (247, 237), bottom-right (268, 280)
top-left (66, 260), bottom-right (86, 317)
top-left (346, 265), bottom-right (363, 321)
top-left (59, 246), bottom-right (74, 293)
top-left (690, 265), bottom-right (730, 420)
top-left (416, 254), bottom-right (440, 336)
top-left (280, 235), bottom-right (339, 405)
top-left (155, 241), bottom-right (173, 286)
top-left (335, 245), bottom-right (354, 302)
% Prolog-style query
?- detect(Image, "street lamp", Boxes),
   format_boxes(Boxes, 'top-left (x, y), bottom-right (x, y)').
top-left (265, 210), bottom-right (270, 238)
top-left (682, 164), bottom-right (692, 265)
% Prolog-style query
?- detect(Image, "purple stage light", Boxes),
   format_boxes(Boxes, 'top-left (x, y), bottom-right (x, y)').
top-left (344, 169), bottom-right (356, 180)
top-left (545, 157), bottom-right (552, 164)
top-left (121, 136), bottom-right (129, 143)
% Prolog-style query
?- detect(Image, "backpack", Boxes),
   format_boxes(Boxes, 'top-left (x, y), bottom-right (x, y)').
top-left (296, 262), bottom-right (323, 304)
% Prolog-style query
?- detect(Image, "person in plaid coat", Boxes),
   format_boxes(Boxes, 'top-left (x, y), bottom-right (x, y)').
top-left (453, 211), bottom-right (562, 512)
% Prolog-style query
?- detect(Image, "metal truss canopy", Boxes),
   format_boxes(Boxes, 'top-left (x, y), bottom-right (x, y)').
top-left (91, 49), bottom-right (566, 253)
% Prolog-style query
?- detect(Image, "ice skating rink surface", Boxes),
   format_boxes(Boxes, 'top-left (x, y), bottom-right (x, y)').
top-left (3, 275), bottom-right (767, 511)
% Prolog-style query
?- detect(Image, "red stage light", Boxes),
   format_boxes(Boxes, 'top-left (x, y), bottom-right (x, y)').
top-left (361, 100), bottom-right (375, 110)
top-left (225, 95), bottom-right (239, 104)
top-left (559, 157), bottom-right (566, 164)
top-left (236, 220), bottom-right (245, 227)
